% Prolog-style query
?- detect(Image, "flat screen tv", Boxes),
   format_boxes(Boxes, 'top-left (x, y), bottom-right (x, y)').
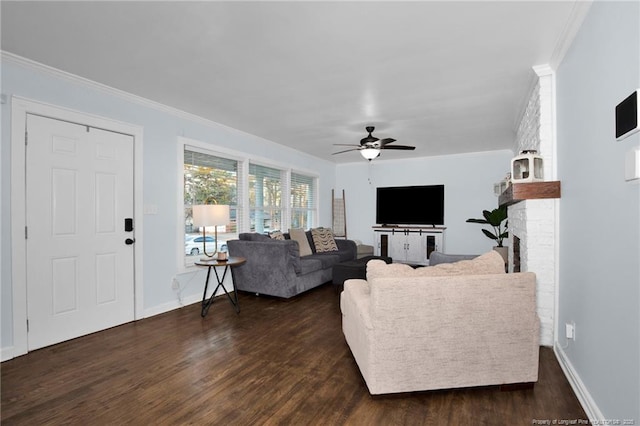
top-left (376, 185), bottom-right (444, 226)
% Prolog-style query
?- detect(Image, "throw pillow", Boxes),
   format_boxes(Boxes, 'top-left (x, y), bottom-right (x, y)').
top-left (366, 250), bottom-right (505, 279)
top-left (269, 230), bottom-right (285, 240)
top-left (367, 260), bottom-right (414, 280)
top-left (417, 250), bottom-right (505, 276)
top-left (311, 227), bottom-right (338, 253)
top-left (289, 228), bottom-right (313, 257)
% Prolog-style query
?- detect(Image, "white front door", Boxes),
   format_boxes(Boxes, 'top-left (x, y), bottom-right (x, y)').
top-left (26, 114), bottom-right (135, 350)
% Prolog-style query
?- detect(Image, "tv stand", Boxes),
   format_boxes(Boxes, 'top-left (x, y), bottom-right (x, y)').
top-left (373, 226), bottom-right (446, 266)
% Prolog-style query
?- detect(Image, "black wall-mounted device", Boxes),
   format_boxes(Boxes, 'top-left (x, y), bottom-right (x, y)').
top-left (616, 90), bottom-right (639, 140)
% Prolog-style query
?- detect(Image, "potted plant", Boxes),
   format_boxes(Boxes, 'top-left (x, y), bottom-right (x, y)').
top-left (466, 206), bottom-right (509, 262)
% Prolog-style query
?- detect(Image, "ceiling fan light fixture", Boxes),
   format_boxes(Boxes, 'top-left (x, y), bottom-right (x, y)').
top-left (360, 147), bottom-right (380, 161)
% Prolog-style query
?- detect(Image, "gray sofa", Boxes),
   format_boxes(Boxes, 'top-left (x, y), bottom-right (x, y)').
top-left (228, 231), bottom-right (357, 298)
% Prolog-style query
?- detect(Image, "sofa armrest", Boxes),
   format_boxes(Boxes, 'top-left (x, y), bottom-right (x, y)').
top-left (227, 240), bottom-right (301, 274)
top-left (341, 279), bottom-right (373, 330)
top-left (336, 239), bottom-right (358, 260)
top-left (227, 240), bottom-right (302, 289)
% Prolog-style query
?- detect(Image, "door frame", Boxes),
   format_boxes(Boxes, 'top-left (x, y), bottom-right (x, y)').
top-left (10, 96), bottom-right (144, 358)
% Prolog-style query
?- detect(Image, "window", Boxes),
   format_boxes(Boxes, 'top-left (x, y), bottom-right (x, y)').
top-left (290, 172), bottom-right (316, 229)
top-left (249, 163), bottom-right (283, 233)
top-left (183, 148), bottom-right (239, 265)
top-left (180, 138), bottom-right (319, 269)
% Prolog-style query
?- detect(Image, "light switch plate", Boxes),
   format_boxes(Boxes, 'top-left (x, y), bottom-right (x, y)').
top-left (144, 204), bottom-right (158, 215)
top-left (625, 148), bottom-right (640, 181)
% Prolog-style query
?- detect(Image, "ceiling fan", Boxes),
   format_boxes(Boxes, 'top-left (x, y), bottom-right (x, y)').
top-left (333, 126), bottom-right (416, 160)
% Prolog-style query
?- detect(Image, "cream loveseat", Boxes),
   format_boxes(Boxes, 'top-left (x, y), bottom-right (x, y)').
top-left (340, 251), bottom-right (540, 395)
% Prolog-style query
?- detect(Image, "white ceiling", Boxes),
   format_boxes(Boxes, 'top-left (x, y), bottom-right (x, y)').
top-left (1, 1), bottom-right (589, 163)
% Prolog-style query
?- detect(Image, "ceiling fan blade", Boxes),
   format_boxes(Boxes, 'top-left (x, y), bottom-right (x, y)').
top-left (360, 136), bottom-right (379, 145)
top-left (332, 148), bottom-right (360, 155)
top-left (381, 145), bottom-right (416, 150)
top-left (333, 144), bottom-right (361, 147)
top-left (378, 138), bottom-right (396, 146)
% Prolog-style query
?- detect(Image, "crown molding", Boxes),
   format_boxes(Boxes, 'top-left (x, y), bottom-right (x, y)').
top-left (2, 51), bottom-right (180, 116)
top-left (548, 0), bottom-right (593, 70)
top-left (0, 50), bottom-right (283, 148)
top-left (512, 0), bottom-right (592, 135)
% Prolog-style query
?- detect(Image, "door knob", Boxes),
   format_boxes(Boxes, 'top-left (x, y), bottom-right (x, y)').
top-left (125, 238), bottom-right (136, 245)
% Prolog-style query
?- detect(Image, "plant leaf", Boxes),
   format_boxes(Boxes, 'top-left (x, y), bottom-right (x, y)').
top-left (482, 229), bottom-right (498, 240)
top-left (466, 218), bottom-right (489, 224)
top-left (485, 208), bottom-right (507, 226)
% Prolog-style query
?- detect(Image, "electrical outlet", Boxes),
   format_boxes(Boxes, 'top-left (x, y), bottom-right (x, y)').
top-left (171, 278), bottom-right (180, 290)
top-left (565, 322), bottom-right (575, 340)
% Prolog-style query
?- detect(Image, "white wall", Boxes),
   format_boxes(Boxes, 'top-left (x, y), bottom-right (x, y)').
top-left (556, 1), bottom-right (639, 421)
top-left (0, 55), bottom-right (336, 354)
top-left (335, 150), bottom-right (513, 254)
top-left (0, 54), bottom-right (516, 358)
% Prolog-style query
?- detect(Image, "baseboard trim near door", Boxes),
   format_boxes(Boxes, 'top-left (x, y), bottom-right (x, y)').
top-left (1, 345), bottom-right (17, 362)
top-left (143, 293), bottom-right (201, 319)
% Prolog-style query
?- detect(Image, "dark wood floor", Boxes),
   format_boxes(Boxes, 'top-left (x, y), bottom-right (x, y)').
top-left (2, 283), bottom-right (587, 425)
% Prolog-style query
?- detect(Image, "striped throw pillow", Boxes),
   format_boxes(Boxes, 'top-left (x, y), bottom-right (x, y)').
top-left (269, 230), bottom-right (285, 240)
top-left (311, 227), bottom-right (338, 252)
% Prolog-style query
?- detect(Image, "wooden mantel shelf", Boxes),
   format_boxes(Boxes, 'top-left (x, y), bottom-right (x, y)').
top-left (499, 181), bottom-right (561, 207)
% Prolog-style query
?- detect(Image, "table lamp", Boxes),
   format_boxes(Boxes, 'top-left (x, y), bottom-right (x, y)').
top-left (192, 204), bottom-right (230, 261)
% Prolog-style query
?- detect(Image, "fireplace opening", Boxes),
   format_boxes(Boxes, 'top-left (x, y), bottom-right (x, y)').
top-left (513, 236), bottom-right (521, 273)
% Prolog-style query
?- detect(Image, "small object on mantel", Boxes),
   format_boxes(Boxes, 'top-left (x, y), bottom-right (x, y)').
top-left (499, 181), bottom-right (561, 208)
top-left (511, 150), bottom-right (544, 183)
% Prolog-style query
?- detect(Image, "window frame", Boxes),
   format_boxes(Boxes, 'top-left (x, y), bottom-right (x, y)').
top-left (178, 138), bottom-right (245, 271)
top-left (248, 161), bottom-right (285, 234)
top-left (290, 171), bottom-right (318, 231)
top-left (177, 137), bottom-right (319, 272)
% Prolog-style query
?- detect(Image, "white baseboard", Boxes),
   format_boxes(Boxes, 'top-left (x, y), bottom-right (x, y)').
top-left (1, 346), bottom-right (16, 362)
top-left (554, 343), bottom-right (604, 421)
top-left (143, 293), bottom-right (201, 318)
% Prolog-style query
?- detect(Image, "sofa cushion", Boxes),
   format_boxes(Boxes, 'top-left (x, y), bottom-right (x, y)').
top-left (367, 261), bottom-right (416, 279)
top-left (269, 230), bottom-right (285, 240)
top-left (311, 227), bottom-right (339, 252)
top-left (419, 250), bottom-right (505, 276)
top-left (289, 228), bottom-right (313, 256)
top-left (299, 257), bottom-right (323, 275)
top-left (239, 232), bottom-right (271, 242)
top-left (306, 253), bottom-right (341, 269)
top-left (305, 230), bottom-right (317, 253)
top-left (367, 250), bottom-right (505, 280)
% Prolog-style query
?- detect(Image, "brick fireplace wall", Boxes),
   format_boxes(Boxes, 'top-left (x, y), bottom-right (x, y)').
top-left (508, 66), bottom-right (558, 347)
top-left (508, 200), bottom-right (556, 346)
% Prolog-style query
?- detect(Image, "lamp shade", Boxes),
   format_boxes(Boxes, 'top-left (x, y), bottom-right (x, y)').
top-left (192, 204), bottom-right (230, 227)
top-left (360, 147), bottom-right (380, 161)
